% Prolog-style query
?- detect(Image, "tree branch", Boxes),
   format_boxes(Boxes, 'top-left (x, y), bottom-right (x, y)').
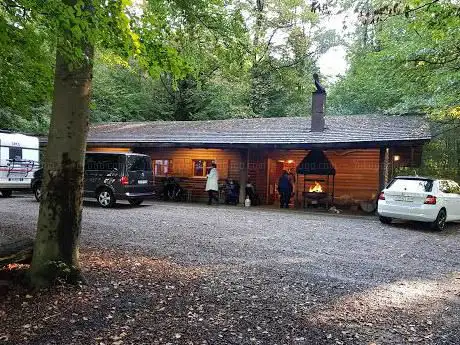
top-left (160, 73), bottom-right (176, 100)
top-left (360, 0), bottom-right (442, 25)
top-left (405, 0), bottom-right (440, 15)
top-left (269, 51), bottom-right (314, 70)
top-left (193, 14), bottom-right (252, 55)
top-left (256, 23), bottom-right (294, 64)
top-left (199, 65), bottom-right (220, 82)
top-left (432, 123), bottom-right (460, 138)
top-left (407, 54), bottom-right (459, 67)
top-left (1, 0), bottom-right (29, 16)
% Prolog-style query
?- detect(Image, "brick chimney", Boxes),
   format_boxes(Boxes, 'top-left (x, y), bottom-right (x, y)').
top-left (311, 73), bottom-right (326, 132)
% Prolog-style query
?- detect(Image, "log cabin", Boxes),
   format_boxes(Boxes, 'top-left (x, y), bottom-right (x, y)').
top-left (80, 92), bottom-right (431, 208)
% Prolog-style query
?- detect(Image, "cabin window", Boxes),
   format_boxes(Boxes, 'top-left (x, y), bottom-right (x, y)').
top-left (9, 147), bottom-right (22, 160)
top-left (153, 160), bottom-right (172, 176)
top-left (193, 159), bottom-right (215, 177)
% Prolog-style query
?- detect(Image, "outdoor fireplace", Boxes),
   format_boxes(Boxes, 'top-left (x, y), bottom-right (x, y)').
top-left (296, 150), bottom-right (335, 209)
top-left (303, 181), bottom-right (329, 201)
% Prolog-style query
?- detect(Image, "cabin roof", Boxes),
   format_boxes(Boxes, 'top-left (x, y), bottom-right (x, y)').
top-left (83, 115), bottom-right (431, 148)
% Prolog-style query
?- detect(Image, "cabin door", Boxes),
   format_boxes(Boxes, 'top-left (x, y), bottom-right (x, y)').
top-left (267, 159), bottom-right (284, 204)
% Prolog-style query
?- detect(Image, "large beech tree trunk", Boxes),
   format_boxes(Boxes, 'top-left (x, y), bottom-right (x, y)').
top-left (30, 44), bottom-right (94, 287)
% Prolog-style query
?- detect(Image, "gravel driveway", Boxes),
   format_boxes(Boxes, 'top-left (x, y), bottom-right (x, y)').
top-left (1, 195), bottom-right (459, 344)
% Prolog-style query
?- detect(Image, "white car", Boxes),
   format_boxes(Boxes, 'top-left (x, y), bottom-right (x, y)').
top-left (377, 176), bottom-right (460, 231)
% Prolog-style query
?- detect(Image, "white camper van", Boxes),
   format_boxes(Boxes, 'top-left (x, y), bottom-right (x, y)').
top-left (0, 131), bottom-right (40, 197)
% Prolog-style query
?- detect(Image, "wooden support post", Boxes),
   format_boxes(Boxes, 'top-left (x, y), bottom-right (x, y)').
top-left (384, 147), bottom-right (391, 186)
top-left (239, 149), bottom-right (249, 204)
top-left (379, 147), bottom-right (386, 191)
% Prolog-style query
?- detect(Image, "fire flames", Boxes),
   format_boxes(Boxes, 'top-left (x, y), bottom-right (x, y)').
top-left (309, 181), bottom-right (323, 193)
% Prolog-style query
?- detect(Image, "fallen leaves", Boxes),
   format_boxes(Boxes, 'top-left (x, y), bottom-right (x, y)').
top-left (1, 247), bottom-right (459, 345)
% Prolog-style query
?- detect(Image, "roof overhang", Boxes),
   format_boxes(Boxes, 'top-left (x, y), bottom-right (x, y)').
top-left (39, 115), bottom-right (432, 150)
top-left (66, 138), bottom-right (430, 150)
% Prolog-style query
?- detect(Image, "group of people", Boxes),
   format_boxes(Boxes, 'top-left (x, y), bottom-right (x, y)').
top-left (206, 164), bottom-right (294, 207)
top-left (205, 163), bottom-right (259, 206)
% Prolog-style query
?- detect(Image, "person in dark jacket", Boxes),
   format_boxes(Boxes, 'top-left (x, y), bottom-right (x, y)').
top-left (224, 179), bottom-right (240, 205)
top-left (278, 170), bottom-right (293, 208)
top-left (245, 180), bottom-right (259, 206)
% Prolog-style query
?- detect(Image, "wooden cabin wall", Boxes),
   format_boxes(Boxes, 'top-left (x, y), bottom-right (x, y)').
top-left (86, 145), bottom-right (380, 205)
top-left (141, 148), bottom-right (242, 201)
top-left (328, 149), bottom-right (380, 202)
top-left (248, 150), bottom-right (268, 204)
top-left (267, 149), bottom-right (380, 204)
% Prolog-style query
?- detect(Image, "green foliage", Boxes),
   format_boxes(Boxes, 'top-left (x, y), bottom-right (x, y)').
top-left (2, 0), bottom-right (456, 182)
top-left (91, 37), bottom-right (254, 122)
top-left (86, 0), bottom-right (326, 122)
top-left (242, 0), bottom-right (325, 116)
top-left (0, 0), bottom-right (259, 130)
top-left (397, 130), bottom-right (459, 181)
top-left (0, 7), bottom-right (54, 123)
top-left (0, 106), bottom-right (50, 134)
top-left (91, 52), bottom-right (174, 122)
top-left (40, 260), bottom-right (83, 285)
top-left (189, 74), bottom-right (254, 120)
top-left (329, 0), bottom-right (460, 180)
top-left (421, 135), bottom-right (459, 181)
top-left (329, 1), bottom-right (460, 115)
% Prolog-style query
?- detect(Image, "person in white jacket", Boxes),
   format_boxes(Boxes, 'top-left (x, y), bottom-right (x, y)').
top-left (205, 163), bottom-right (219, 205)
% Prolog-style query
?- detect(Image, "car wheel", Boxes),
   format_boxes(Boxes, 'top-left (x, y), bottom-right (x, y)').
top-left (431, 209), bottom-right (447, 231)
top-left (33, 184), bottom-right (42, 202)
top-left (1, 190), bottom-right (12, 198)
top-left (128, 199), bottom-right (143, 206)
top-left (379, 216), bottom-right (392, 224)
top-left (97, 188), bottom-right (115, 208)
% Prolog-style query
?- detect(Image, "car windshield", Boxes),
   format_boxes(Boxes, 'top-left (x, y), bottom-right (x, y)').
top-left (387, 178), bottom-right (433, 193)
top-left (127, 155), bottom-right (152, 171)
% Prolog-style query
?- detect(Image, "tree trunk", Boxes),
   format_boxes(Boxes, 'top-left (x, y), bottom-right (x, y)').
top-left (29, 43), bottom-right (94, 287)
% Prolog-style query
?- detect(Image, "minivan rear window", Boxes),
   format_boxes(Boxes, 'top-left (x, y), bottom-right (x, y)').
top-left (387, 178), bottom-right (433, 193)
top-left (127, 155), bottom-right (152, 171)
top-left (85, 154), bottom-right (121, 171)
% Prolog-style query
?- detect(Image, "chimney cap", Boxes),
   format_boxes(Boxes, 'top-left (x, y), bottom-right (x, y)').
top-left (313, 73), bottom-right (326, 94)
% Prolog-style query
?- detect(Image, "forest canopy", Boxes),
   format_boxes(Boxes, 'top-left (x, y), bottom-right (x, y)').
top-left (0, 0), bottom-right (332, 129)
